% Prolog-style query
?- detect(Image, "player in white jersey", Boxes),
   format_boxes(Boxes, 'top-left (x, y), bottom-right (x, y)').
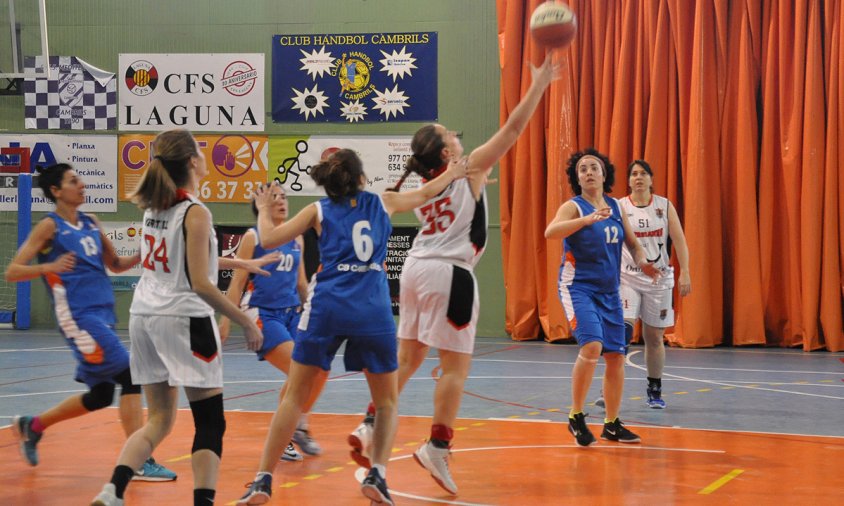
top-left (348, 53), bottom-right (561, 496)
top-left (92, 129), bottom-right (263, 506)
top-left (618, 160), bottom-right (690, 408)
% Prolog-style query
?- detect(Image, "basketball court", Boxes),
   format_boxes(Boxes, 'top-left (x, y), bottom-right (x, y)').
top-left (2, 332), bottom-right (842, 504)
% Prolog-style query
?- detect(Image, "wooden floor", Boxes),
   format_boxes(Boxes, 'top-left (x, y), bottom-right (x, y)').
top-left (2, 409), bottom-right (842, 505)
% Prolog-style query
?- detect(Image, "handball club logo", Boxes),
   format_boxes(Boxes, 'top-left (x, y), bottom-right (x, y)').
top-left (221, 61), bottom-right (258, 97)
top-left (125, 60), bottom-right (158, 96)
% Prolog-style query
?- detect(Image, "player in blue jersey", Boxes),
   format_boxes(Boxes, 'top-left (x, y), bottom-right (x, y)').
top-left (220, 185), bottom-right (329, 461)
top-left (4, 163), bottom-right (176, 481)
top-left (545, 148), bottom-right (659, 446)
top-left (237, 149), bottom-right (468, 506)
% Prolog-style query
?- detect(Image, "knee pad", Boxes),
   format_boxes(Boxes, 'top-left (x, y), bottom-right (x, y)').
top-left (113, 367), bottom-right (141, 396)
top-left (624, 321), bottom-right (635, 346)
top-left (189, 394), bottom-right (226, 458)
top-left (82, 382), bottom-right (116, 411)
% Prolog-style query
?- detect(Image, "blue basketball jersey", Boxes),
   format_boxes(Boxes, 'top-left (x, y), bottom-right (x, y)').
top-left (244, 228), bottom-right (301, 310)
top-left (299, 191), bottom-right (395, 336)
top-left (38, 212), bottom-right (115, 314)
top-left (559, 196), bottom-right (625, 293)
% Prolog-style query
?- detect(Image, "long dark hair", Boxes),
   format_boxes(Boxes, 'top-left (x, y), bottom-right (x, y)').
top-left (36, 163), bottom-right (74, 203)
top-left (565, 148), bottom-right (615, 195)
top-left (390, 124), bottom-right (446, 191)
top-left (310, 148), bottom-right (364, 201)
top-left (131, 129), bottom-right (199, 210)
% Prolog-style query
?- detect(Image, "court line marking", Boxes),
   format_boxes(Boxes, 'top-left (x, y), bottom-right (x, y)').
top-left (624, 351), bottom-right (844, 400)
top-left (349, 444), bottom-right (727, 506)
top-left (698, 468), bottom-right (744, 494)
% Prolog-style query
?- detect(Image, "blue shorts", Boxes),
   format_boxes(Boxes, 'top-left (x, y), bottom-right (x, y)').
top-left (60, 309), bottom-right (130, 388)
top-left (292, 329), bottom-right (398, 374)
top-left (254, 306), bottom-right (300, 361)
top-left (560, 285), bottom-right (626, 354)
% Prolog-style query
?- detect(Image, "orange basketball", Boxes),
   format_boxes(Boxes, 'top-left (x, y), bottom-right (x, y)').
top-left (530, 1), bottom-right (577, 49)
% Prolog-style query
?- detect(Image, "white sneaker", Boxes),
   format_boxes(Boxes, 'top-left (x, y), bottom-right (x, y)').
top-left (280, 441), bottom-right (303, 462)
top-left (347, 422), bottom-right (373, 468)
top-left (413, 441), bottom-right (457, 495)
top-left (91, 483), bottom-right (124, 506)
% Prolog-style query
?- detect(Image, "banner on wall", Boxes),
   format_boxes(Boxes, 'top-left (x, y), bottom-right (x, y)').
top-left (102, 221), bottom-right (143, 291)
top-left (118, 54), bottom-right (264, 131)
top-left (272, 33), bottom-right (437, 123)
top-left (216, 225), bottom-right (250, 293)
top-left (118, 134), bottom-right (268, 203)
top-left (386, 227), bottom-right (418, 315)
top-left (24, 56), bottom-right (117, 130)
top-left (267, 136), bottom-right (422, 196)
top-left (0, 135), bottom-right (117, 212)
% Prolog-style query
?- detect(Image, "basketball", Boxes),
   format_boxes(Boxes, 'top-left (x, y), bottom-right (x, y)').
top-left (530, 1), bottom-right (577, 49)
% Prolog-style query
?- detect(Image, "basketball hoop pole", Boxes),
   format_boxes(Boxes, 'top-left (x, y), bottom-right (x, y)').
top-left (1, 146), bottom-right (31, 329)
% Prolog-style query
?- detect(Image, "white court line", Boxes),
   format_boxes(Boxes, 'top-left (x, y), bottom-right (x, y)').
top-left (0, 389), bottom-right (85, 399)
top-left (625, 350), bottom-right (844, 400)
top-left (474, 358), bottom-right (842, 375)
top-left (350, 444), bottom-right (726, 506)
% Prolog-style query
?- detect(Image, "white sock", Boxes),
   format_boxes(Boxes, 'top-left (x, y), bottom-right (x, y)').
top-left (256, 471), bottom-right (272, 480)
top-left (372, 464), bottom-right (387, 479)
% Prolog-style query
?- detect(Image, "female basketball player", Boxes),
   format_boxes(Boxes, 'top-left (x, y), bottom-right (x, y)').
top-left (618, 160), bottom-right (690, 408)
top-left (237, 149), bottom-right (468, 506)
top-left (5, 163), bottom-right (176, 482)
top-left (545, 148), bottom-right (659, 447)
top-left (347, 52), bottom-right (561, 496)
top-left (92, 129), bottom-right (263, 506)
top-left (219, 185), bottom-right (329, 461)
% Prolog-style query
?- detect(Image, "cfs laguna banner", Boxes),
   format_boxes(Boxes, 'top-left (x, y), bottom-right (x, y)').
top-left (119, 54), bottom-right (264, 132)
top-left (272, 32), bottom-right (437, 123)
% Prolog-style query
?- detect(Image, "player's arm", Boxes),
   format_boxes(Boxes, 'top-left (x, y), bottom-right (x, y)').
top-left (295, 236), bottom-right (308, 306)
top-left (184, 204), bottom-right (263, 351)
top-left (218, 251), bottom-right (281, 277)
top-left (621, 208), bottom-right (660, 282)
top-left (467, 53), bottom-right (561, 199)
top-left (4, 217), bottom-right (75, 282)
top-left (90, 214), bottom-right (141, 274)
top-left (219, 229), bottom-right (257, 342)
top-left (667, 201), bottom-right (691, 296)
top-left (381, 158), bottom-right (468, 215)
top-left (254, 183), bottom-right (318, 249)
top-left (544, 201), bottom-right (608, 239)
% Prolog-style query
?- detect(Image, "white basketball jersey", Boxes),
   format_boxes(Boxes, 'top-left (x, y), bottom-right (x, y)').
top-left (408, 178), bottom-right (488, 269)
top-left (620, 194), bottom-right (674, 290)
top-left (131, 192), bottom-right (218, 317)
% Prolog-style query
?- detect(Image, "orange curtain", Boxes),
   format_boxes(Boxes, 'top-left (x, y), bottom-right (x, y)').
top-left (498, 0), bottom-right (844, 351)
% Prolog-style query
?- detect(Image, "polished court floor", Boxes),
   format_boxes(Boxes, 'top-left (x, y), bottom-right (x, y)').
top-left (1, 331), bottom-right (842, 504)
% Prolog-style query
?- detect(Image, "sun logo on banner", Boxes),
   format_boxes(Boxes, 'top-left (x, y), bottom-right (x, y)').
top-left (379, 46), bottom-right (417, 81)
top-left (372, 85), bottom-right (409, 120)
top-left (291, 85), bottom-right (329, 120)
top-left (340, 99), bottom-right (368, 122)
top-left (299, 46), bottom-right (335, 79)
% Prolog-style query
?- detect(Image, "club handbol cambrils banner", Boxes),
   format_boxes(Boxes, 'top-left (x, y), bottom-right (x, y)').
top-left (118, 54), bottom-right (264, 131)
top-left (118, 134), bottom-right (268, 203)
top-left (267, 136), bottom-right (422, 196)
top-left (272, 33), bottom-right (437, 123)
top-left (0, 135), bottom-right (117, 212)
top-left (102, 221), bottom-right (143, 291)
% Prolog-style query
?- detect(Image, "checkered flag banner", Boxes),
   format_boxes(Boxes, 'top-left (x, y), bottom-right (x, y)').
top-left (24, 56), bottom-right (117, 130)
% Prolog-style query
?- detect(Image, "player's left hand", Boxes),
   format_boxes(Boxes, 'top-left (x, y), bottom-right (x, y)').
top-left (679, 269), bottom-right (691, 296)
top-left (639, 261), bottom-right (661, 283)
top-left (242, 251), bottom-right (283, 277)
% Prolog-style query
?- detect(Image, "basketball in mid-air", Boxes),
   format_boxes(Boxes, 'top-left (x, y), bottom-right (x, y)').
top-left (530, 1), bottom-right (577, 49)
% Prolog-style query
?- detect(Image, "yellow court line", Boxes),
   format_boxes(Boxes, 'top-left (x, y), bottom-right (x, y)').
top-left (471, 422), bottom-right (486, 426)
top-left (528, 411), bottom-right (541, 416)
top-left (507, 415), bottom-right (521, 419)
top-left (697, 388), bottom-right (712, 392)
top-left (165, 454), bottom-right (192, 463)
top-left (455, 426), bottom-right (468, 431)
top-left (547, 408), bottom-right (560, 413)
top-left (698, 469), bottom-right (744, 495)
top-left (303, 474), bottom-right (322, 480)
top-left (674, 391), bottom-right (689, 395)
top-left (280, 482), bottom-right (299, 489)
top-left (326, 467), bottom-right (344, 473)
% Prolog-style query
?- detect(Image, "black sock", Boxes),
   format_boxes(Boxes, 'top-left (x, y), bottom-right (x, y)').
top-left (110, 465), bottom-right (135, 499)
top-left (430, 438), bottom-right (450, 449)
top-left (194, 488), bottom-right (215, 505)
top-left (648, 377), bottom-right (662, 389)
top-left (363, 414), bottom-right (375, 425)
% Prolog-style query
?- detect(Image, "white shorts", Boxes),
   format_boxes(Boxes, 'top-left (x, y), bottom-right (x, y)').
top-left (397, 257), bottom-right (478, 354)
top-left (620, 283), bottom-right (674, 328)
top-left (129, 314), bottom-right (223, 388)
